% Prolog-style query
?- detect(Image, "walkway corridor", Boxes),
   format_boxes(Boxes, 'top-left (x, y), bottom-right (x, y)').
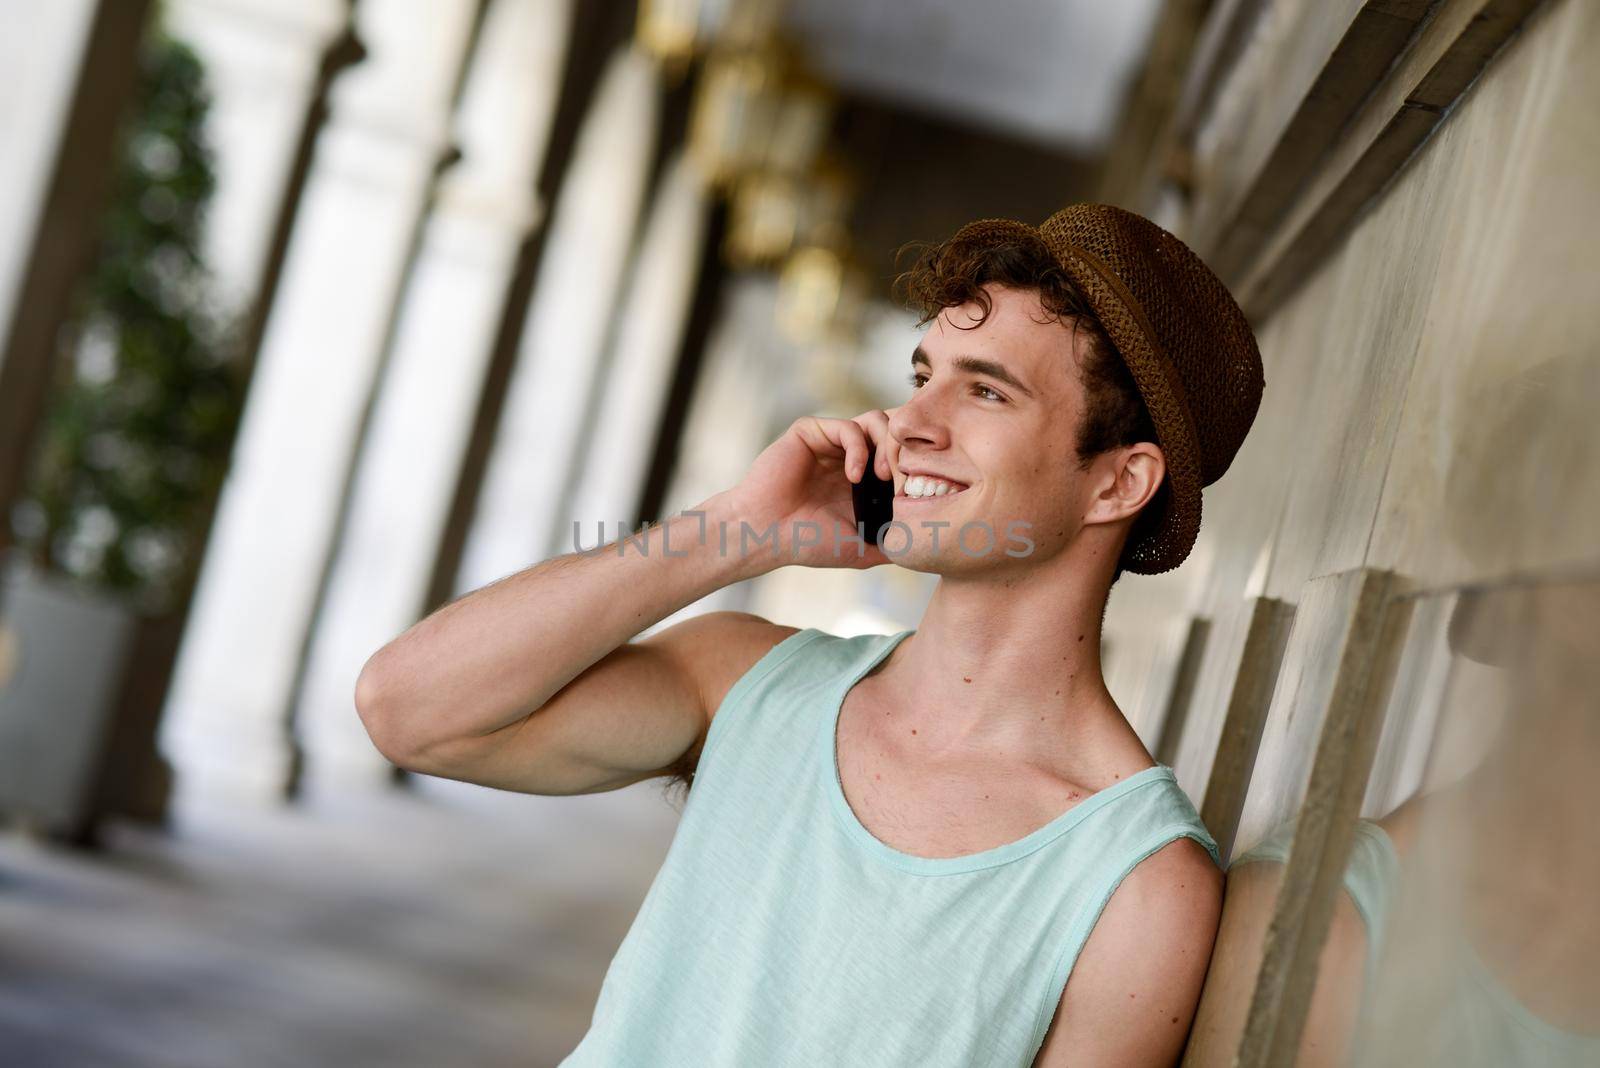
top-left (0, 780), bottom-right (679, 1067)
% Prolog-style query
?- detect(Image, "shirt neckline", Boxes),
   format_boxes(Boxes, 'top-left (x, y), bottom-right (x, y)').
top-left (819, 628), bottom-right (1176, 876)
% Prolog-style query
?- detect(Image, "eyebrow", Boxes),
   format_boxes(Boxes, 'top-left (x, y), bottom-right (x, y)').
top-left (911, 346), bottom-right (1037, 400)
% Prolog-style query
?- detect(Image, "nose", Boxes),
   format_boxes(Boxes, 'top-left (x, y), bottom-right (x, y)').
top-left (886, 394), bottom-right (949, 454)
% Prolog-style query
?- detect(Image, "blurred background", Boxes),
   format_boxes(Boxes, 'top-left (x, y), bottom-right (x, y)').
top-left (1, 0), bottom-right (1595, 1065)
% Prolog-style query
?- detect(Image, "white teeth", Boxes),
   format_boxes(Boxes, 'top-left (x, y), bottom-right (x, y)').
top-left (904, 475), bottom-right (965, 498)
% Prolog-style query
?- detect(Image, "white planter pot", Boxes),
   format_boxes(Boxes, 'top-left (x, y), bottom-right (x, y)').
top-left (0, 553), bottom-right (140, 838)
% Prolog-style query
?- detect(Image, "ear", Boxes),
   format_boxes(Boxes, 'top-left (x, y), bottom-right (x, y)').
top-left (1082, 442), bottom-right (1165, 528)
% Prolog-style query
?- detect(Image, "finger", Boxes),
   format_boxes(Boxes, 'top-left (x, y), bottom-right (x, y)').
top-left (837, 419), bottom-right (870, 482)
top-left (793, 416), bottom-right (845, 461)
top-left (852, 410), bottom-right (894, 479)
top-left (800, 416), bottom-right (869, 482)
top-left (876, 409), bottom-right (905, 482)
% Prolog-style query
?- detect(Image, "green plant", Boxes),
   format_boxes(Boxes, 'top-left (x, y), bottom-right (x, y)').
top-left (10, 28), bottom-right (246, 615)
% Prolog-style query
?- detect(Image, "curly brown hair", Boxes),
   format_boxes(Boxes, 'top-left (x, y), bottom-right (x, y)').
top-left (889, 225), bottom-right (1165, 581)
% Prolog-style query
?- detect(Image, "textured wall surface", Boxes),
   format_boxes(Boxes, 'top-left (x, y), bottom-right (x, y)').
top-left (1096, 0), bottom-right (1600, 1062)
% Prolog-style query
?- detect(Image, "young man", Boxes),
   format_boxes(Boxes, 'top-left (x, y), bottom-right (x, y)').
top-left (355, 203), bottom-right (1265, 1067)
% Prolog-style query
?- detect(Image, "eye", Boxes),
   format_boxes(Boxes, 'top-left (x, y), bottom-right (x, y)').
top-left (906, 372), bottom-right (1007, 403)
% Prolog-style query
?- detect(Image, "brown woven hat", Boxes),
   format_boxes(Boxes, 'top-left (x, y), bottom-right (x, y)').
top-left (947, 204), bottom-right (1265, 574)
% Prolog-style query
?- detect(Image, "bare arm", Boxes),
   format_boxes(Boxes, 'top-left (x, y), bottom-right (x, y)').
top-left (371, 603), bottom-right (797, 796)
top-left (1033, 837), bottom-right (1224, 1067)
top-left (353, 413), bottom-right (901, 795)
top-left (354, 493), bottom-right (763, 791)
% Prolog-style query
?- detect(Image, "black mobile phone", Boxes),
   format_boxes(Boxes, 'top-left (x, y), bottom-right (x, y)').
top-left (852, 443), bottom-right (896, 547)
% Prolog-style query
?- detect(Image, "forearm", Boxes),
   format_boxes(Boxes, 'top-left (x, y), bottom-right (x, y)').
top-left (356, 491), bottom-right (767, 754)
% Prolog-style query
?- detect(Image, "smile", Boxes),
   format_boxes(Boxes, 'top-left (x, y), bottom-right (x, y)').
top-left (895, 480), bottom-right (972, 503)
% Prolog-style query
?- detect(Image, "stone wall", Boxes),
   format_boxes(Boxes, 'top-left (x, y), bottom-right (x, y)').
top-left (1100, 0), bottom-right (1600, 1061)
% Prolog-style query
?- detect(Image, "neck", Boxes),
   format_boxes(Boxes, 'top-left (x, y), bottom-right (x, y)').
top-left (880, 546), bottom-right (1144, 777)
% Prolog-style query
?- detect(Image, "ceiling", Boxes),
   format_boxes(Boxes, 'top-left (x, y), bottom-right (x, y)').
top-left (777, 0), bottom-right (1164, 152)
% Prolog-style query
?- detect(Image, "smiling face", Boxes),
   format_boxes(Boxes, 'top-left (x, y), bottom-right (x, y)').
top-left (884, 282), bottom-right (1159, 576)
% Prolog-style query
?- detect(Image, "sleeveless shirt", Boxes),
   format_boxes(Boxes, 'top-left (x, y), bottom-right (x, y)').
top-left (1231, 818), bottom-right (1600, 1065)
top-left (559, 627), bottom-right (1222, 1067)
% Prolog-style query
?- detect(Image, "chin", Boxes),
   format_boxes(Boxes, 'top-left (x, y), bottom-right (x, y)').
top-left (877, 525), bottom-right (1027, 575)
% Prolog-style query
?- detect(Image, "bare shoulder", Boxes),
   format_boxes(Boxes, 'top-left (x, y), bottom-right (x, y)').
top-left (1033, 836), bottom-right (1224, 1068)
top-left (643, 610), bottom-right (800, 736)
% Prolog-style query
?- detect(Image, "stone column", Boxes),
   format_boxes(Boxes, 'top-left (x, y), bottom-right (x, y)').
top-left (0, 0), bottom-right (154, 563)
top-left (552, 150), bottom-right (713, 558)
top-left (158, 0), bottom-right (482, 803)
top-left (164, 0), bottom-right (354, 313)
top-left (450, 43), bottom-right (662, 598)
top-left (420, 0), bottom-right (638, 617)
top-left (94, 0), bottom-right (363, 824)
top-left (292, 0), bottom-right (572, 790)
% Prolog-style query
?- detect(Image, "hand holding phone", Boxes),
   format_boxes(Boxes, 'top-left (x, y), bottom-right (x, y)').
top-left (852, 442), bottom-right (896, 547)
top-left (712, 411), bottom-right (897, 572)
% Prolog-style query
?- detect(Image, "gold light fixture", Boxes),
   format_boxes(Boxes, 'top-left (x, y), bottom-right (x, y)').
top-left (726, 148), bottom-right (856, 271)
top-left (636, 0), bottom-right (704, 83)
top-left (764, 63), bottom-right (834, 177)
top-left (718, 0), bottom-right (789, 49)
top-left (776, 243), bottom-right (868, 348)
top-left (724, 171), bottom-right (802, 269)
top-left (792, 154), bottom-right (855, 250)
top-left (637, 0), bottom-right (791, 84)
top-left (687, 26), bottom-right (833, 191)
top-left (687, 40), bottom-right (787, 189)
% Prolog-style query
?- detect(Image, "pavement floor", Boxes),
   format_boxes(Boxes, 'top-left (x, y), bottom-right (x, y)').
top-left (0, 775), bottom-right (682, 1067)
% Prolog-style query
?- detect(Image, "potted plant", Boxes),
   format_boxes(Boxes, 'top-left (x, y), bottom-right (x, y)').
top-left (0, 27), bottom-right (245, 842)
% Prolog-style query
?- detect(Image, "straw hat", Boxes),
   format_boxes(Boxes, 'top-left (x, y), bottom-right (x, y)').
top-left (949, 204), bottom-right (1265, 574)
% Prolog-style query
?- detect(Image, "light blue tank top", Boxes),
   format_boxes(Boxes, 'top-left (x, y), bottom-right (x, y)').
top-left (560, 627), bottom-right (1222, 1067)
top-left (1232, 818), bottom-right (1600, 1065)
